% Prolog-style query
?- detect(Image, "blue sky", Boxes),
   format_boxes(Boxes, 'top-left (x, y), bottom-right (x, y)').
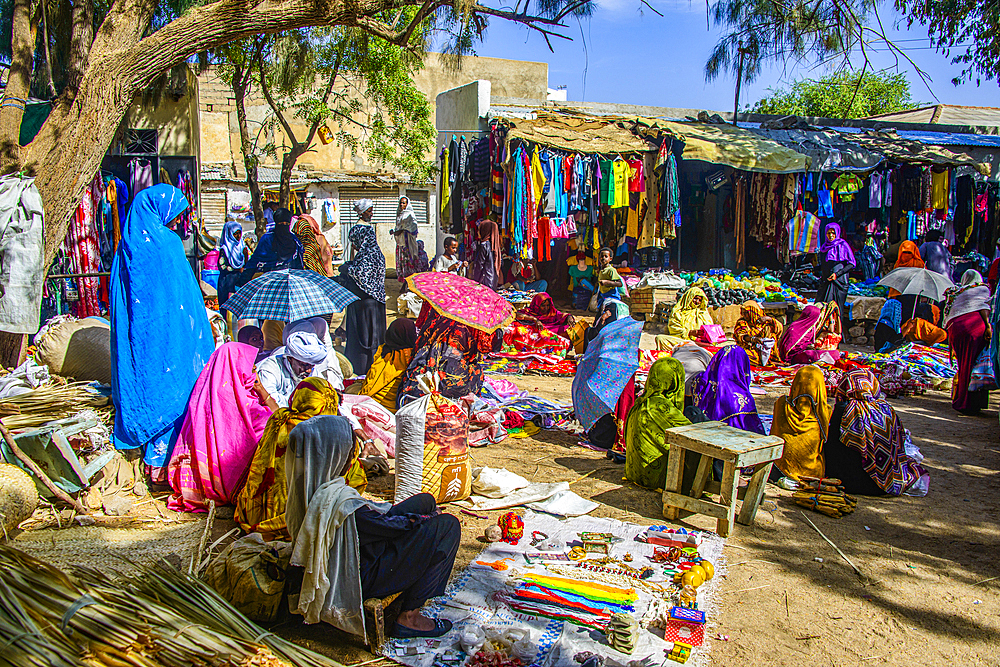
top-left (463, 1), bottom-right (999, 112)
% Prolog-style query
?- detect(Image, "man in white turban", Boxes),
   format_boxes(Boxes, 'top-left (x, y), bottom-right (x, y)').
top-left (280, 317), bottom-right (345, 390)
top-left (353, 198), bottom-right (374, 222)
top-left (254, 331), bottom-right (332, 409)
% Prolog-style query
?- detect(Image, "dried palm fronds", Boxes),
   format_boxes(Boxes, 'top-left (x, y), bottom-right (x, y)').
top-left (0, 383), bottom-right (112, 430)
top-left (0, 545), bottom-right (340, 667)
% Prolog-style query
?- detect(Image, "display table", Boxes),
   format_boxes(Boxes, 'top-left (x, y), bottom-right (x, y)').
top-left (662, 421), bottom-right (784, 537)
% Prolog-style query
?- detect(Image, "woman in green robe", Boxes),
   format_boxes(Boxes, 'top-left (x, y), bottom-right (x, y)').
top-left (625, 357), bottom-right (696, 490)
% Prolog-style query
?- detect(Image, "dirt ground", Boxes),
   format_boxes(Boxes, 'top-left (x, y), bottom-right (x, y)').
top-left (9, 285), bottom-right (1000, 666)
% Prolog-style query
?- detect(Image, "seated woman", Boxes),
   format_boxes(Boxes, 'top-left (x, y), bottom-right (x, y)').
top-left (770, 366), bottom-right (831, 484)
top-left (667, 287), bottom-right (714, 342)
top-left (569, 253), bottom-right (595, 310)
top-left (286, 415), bottom-right (459, 639)
top-left (625, 357), bottom-right (707, 492)
top-left (234, 377), bottom-right (347, 539)
top-left (583, 299), bottom-right (630, 354)
top-left (359, 318), bottom-right (418, 411)
top-left (873, 299), bottom-right (904, 353)
top-left (901, 296), bottom-right (947, 345)
top-left (166, 342), bottom-right (274, 512)
top-left (694, 345), bottom-right (766, 435)
top-left (518, 293), bottom-right (575, 338)
top-left (778, 305), bottom-right (842, 364)
top-left (823, 368), bottom-right (928, 496)
top-left (815, 302), bottom-right (843, 350)
top-left (732, 301), bottom-right (784, 366)
top-left (396, 303), bottom-right (499, 407)
top-left (671, 342), bottom-right (713, 402)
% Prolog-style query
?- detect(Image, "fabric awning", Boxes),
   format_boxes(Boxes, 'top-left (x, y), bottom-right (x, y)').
top-left (635, 119), bottom-right (810, 173)
top-left (749, 126), bottom-right (883, 172)
top-left (848, 130), bottom-right (991, 176)
top-left (502, 110), bottom-right (655, 155)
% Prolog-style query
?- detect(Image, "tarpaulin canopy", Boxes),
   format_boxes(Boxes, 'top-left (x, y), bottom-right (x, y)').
top-left (636, 119), bottom-right (810, 173)
top-left (748, 126), bottom-right (883, 172)
top-left (502, 110), bottom-right (655, 155)
top-left (848, 130), bottom-right (991, 176)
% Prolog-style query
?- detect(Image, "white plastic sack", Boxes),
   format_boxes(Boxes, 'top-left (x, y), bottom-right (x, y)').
top-left (397, 292), bottom-right (424, 319)
top-left (0, 175), bottom-right (45, 334)
top-left (394, 373), bottom-right (471, 503)
top-left (471, 467), bottom-right (529, 499)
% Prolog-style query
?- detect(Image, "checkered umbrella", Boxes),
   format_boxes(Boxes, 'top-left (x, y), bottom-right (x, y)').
top-left (222, 269), bottom-right (358, 322)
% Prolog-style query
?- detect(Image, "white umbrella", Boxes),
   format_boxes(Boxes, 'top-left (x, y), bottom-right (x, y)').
top-left (877, 267), bottom-right (955, 318)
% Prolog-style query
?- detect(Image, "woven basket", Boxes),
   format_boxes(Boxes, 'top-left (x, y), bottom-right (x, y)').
top-left (0, 462), bottom-right (39, 534)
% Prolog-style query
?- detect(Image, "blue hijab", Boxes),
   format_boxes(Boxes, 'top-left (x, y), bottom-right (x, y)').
top-left (219, 219), bottom-right (246, 269)
top-left (110, 185), bottom-right (214, 467)
top-left (877, 299), bottom-right (902, 334)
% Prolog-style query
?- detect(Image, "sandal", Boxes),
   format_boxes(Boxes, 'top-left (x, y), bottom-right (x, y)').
top-left (391, 617), bottom-right (453, 639)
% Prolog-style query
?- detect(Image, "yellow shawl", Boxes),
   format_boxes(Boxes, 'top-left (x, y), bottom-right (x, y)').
top-left (667, 287), bottom-right (714, 339)
top-left (771, 365), bottom-right (831, 480)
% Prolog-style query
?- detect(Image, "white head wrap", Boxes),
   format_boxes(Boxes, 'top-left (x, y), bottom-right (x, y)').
top-left (353, 199), bottom-right (374, 216)
top-left (283, 317), bottom-right (330, 347)
top-left (285, 331), bottom-right (328, 365)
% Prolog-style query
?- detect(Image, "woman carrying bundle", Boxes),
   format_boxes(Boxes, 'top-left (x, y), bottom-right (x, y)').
top-left (823, 368), bottom-right (928, 496)
top-left (943, 269), bottom-right (993, 414)
top-left (732, 301), bottom-right (783, 366)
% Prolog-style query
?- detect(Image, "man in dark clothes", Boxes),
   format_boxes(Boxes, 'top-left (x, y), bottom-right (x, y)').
top-left (920, 229), bottom-right (952, 277)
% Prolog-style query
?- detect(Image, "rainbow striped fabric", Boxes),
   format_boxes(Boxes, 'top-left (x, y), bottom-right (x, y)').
top-left (787, 210), bottom-right (822, 256)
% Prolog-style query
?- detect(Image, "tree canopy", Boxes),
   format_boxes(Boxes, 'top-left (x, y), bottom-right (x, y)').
top-left (750, 70), bottom-right (918, 119)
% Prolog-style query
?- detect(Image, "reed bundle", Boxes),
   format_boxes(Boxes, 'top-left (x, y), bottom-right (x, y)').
top-left (793, 476), bottom-right (858, 519)
top-left (0, 383), bottom-right (112, 430)
top-left (0, 544), bottom-right (340, 667)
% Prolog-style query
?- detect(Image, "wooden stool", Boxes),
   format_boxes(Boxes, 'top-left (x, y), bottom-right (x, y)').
top-left (661, 421), bottom-right (784, 537)
top-left (363, 592), bottom-right (402, 648)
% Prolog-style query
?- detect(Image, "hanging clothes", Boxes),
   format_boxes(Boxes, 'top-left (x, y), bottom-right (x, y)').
top-left (65, 175), bottom-right (105, 318)
top-left (0, 175), bottom-right (45, 334)
top-left (130, 158), bottom-right (153, 196)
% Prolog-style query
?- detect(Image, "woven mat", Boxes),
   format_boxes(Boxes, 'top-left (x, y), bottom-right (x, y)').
top-left (385, 512), bottom-right (725, 667)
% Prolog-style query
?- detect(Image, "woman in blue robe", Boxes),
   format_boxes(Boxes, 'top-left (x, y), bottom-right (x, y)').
top-left (110, 184), bottom-right (215, 481)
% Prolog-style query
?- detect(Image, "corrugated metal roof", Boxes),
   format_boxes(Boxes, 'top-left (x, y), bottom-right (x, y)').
top-left (895, 130), bottom-right (1000, 147)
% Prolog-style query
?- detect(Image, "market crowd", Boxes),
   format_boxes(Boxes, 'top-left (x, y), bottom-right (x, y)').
top-left (109, 183), bottom-right (996, 644)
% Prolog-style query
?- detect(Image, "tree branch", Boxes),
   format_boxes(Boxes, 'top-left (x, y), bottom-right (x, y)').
top-left (258, 60), bottom-right (300, 149)
top-left (304, 50), bottom-right (344, 148)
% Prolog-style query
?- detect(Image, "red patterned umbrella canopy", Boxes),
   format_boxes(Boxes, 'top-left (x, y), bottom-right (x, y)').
top-left (405, 272), bottom-right (516, 333)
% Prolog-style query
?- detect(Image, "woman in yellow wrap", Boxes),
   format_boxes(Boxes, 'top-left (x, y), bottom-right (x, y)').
top-left (667, 287), bottom-right (714, 340)
top-left (235, 377), bottom-right (365, 539)
top-left (359, 318), bottom-right (418, 410)
top-left (732, 301), bottom-right (784, 365)
top-left (770, 366), bottom-right (831, 482)
top-left (624, 357), bottom-right (699, 491)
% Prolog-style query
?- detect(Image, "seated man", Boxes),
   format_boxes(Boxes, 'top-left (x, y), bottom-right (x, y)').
top-left (432, 236), bottom-right (467, 275)
top-left (501, 256), bottom-right (547, 293)
top-left (254, 331), bottom-right (331, 409)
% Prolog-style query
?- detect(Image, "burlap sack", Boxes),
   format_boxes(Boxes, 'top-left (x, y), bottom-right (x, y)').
top-left (34, 318), bottom-right (111, 384)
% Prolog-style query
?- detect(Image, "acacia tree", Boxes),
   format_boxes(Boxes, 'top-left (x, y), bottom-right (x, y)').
top-left (896, 0), bottom-right (1000, 86)
top-left (254, 20), bottom-right (436, 208)
top-left (0, 0), bottom-right (593, 267)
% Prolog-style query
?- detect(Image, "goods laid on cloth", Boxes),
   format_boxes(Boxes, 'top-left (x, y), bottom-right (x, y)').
top-left (223, 268), bottom-right (359, 321)
top-left (0, 544), bottom-right (336, 667)
top-left (0, 175), bottom-right (45, 334)
top-left (385, 511), bottom-right (724, 667)
top-left (395, 373), bottom-right (472, 504)
top-left (33, 315), bottom-right (112, 384)
top-left (572, 317), bottom-right (643, 430)
top-left (406, 272), bottom-right (516, 333)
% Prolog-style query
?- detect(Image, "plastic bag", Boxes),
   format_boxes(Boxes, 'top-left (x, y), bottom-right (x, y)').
top-left (394, 373), bottom-right (471, 503)
top-left (472, 467), bottom-right (529, 498)
top-left (697, 324), bottom-right (727, 344)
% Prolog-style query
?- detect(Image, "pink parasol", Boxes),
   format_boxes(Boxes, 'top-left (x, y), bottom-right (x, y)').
top-left (406, 272), bottom-right (516, 333)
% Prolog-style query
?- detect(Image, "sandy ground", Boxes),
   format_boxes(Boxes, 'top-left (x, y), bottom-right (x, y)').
top-left (9, 284), bottom-right (1000, 666)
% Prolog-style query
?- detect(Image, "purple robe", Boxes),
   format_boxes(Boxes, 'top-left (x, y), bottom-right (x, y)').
top-left (693, 345), bottom-right (766, 435)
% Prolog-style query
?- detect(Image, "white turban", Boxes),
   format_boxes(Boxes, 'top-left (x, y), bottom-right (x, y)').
top-left (284, 331), bottom-right (328, 365)
top-left (353, 199), bottom-right (374, 216)
top-left (283, 317), bottom-right (329, 346)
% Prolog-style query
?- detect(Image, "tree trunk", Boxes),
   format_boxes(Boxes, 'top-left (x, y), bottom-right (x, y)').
top-left (65, 0), bottom-right (95, 94)
top-left (0, 0), bottom-right (36, 170)
top-left (277, 144), bottom-right (307, 208)
top-left (232, 64), bottom-right (265, 237)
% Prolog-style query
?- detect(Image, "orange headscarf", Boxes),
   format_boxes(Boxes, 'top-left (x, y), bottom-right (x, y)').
top-left (894, 241), bottom-right (925, 269)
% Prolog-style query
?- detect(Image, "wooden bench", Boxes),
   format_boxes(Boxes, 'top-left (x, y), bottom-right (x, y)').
top-left (363, 592), bottom-right (402, 648)
top-left (662, 421), bottom-right (784, 537)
